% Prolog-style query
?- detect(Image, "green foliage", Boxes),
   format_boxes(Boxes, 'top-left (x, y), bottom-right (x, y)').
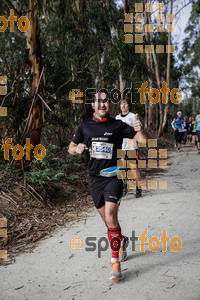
top-left (0, 144), bottom-right (81, 187)
top-left (24, 144), bottom-right (82, 186)
top-left (0, 162), bottom-right (22, 177)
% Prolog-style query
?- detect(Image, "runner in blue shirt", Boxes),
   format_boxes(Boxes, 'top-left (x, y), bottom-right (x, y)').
top-left (171, 111), bottom-right (185, 152)
top-left (195, 108), bottom-right (200, 152)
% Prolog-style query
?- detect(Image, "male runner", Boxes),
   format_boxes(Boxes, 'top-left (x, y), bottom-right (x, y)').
top-left (192, 117), bottom-right (198, 147)
top-left (116, 95), bottom-right (142, 198)
top-left (171, 118), bottom-right (177, 147)
top-left (187, 116), bottom-right (193, 143)
top-left (68, 91), bottom-right (147, 280)
top-left (182, 117), bottom-right (189, 146)
top-left (171, 111), bottom-right (185, 152)
top-left (195, 109), bottom-right (200, 151)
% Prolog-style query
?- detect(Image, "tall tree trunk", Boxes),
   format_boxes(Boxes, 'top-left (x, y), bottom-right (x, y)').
top-left (118, 60), bottom-right (126, 94)
top-left (124, 0), bottom-right (130, 14)
top-left (123, 0), bottom-right (129, 95)
top-left (3, 0), bottom-right (44, 147)
top-left (99, 53), bottom-right (106, 88)
top-left (162, 0), bottom-right (173, 131)
top-left (72, 0), bottom-right (91, 121)
top-left (25, 0), bottom-right (43, 147)
top-left (146, 13), bottom-right (163, 135)
top-left (144, 0), bottom-right (154, 129)
top-left (152, 50), bottom-right (162, 134)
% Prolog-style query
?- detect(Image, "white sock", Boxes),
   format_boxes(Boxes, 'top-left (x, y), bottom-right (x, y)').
top-left (111, 257), bottom-right (119, 263)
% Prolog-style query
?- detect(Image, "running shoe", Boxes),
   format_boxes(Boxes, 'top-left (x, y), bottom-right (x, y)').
top-left (136, 188), bottom-right (142, 198)
top-left (110, 261), bottom-right (122, 280)
top-left (178, 148), bottom-right (180, 152)
top-left (119, 236), bottom-right (129, 262)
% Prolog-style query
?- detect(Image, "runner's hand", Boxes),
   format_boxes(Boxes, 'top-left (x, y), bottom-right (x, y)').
top-left (133, 114), bottom-right (142, 132)
top-left (173, 128), bottom-right (177, 131)
top-left (76, 143), bottom-right (88, 154)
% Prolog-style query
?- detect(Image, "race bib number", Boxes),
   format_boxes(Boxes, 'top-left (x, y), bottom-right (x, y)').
top-left (91, 142), bottom-right (113, 159)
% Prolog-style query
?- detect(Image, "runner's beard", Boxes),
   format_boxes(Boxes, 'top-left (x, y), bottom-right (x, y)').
top-left (96, 106), bottom-right (108, 119)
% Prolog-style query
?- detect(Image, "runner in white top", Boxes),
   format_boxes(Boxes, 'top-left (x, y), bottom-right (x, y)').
top-left (116, 112), bottom-right (139, 149)
top-left (116, 95), bottom-right (142, 198)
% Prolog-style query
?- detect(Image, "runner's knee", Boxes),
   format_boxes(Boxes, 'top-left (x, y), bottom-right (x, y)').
top-left (105, 212), bottom-right (118, 227)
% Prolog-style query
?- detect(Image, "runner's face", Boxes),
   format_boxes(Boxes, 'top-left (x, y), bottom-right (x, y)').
top-left (92, 92), bottom-right (110, 119)
top-left (120, 100), bottom-right (129, 114)
top-left (178, 113), bottom-right (182, 118)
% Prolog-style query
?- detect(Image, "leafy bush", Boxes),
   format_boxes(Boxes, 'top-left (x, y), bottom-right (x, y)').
top-left (24, 144), bottom-right (82, 186)
top-left (0, 144), bottom-right (83, 187)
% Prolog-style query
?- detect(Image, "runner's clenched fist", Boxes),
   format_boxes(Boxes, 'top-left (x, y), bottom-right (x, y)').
top-left (75, 143), bottom-right (88, 154)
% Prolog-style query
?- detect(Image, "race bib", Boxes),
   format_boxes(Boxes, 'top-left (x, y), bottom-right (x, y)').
top-left (91, 142), bottom-right (113, 159)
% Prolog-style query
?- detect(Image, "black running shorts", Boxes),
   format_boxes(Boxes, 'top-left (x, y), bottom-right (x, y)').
top-left (197, 130), bottom-right (200, 142)
top-left (175, 131), bottom-right (183, 143)
top-left (88, 175), bottom-right (124, 209)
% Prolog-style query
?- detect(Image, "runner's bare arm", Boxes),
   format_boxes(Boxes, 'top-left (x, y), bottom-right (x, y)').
top-left (68, 142), bottom-right (88, 155)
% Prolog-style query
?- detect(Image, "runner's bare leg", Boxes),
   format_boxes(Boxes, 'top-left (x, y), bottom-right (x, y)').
top-left (97, 202), bottom-right (119, 227)
top-left (97, 205), bottom-right (106, 224)
top-left (104, 202), bottom-right (119, 228)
